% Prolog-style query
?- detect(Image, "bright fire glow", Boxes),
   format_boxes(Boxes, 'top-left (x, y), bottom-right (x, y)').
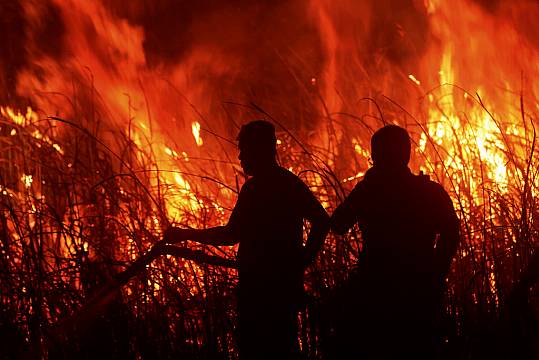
top-left (0, 0), bottom-right (538, 355)
top-left (192, 121), bottom-right (203, 146)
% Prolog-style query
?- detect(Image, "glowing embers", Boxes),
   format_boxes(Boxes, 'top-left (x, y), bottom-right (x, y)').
top-left (191, 121), bottom-right (203, 146)
top-left (408, 74), bottom-right (421, 86)
top-left (1, 106), bottom-right (64, 154)
top-left (20, 174), bottom-right (33, 188)
top-left (0, 106), bottom-right (36, 126)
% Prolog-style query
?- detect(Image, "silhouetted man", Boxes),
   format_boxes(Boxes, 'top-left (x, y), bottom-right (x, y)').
top-left (161, 120), bottom-right (330, 359)
top-left (330, 125), bottom-right (459, 358)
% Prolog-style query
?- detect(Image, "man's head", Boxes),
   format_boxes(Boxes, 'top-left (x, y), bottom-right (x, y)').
top-left (237, 120), bottom-right (277, 175)
top-left (371, 125), bottom-right (411, 167)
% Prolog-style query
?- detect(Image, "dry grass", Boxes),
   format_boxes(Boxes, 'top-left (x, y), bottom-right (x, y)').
top-left (0, 81), bottom-right (537, 359)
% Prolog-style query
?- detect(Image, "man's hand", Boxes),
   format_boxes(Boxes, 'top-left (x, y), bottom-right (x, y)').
top-left (149, 227), bottom-right (191, 256)
top-left (163, 227), bottom-right (192, 244)
top-left (149, 239), bottom-right (169, 256)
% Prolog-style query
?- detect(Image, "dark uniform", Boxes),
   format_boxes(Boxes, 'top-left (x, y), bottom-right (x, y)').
top-left (228, 166), bottom-right (326, 359)
top-left (331, 165), bottom-right (459, 358)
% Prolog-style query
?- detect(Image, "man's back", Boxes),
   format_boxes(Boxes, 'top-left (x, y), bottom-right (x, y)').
top-left (329, 125), bottom-right (459, 358)
top-left (333, 166), bottom-right (459, 284)
top-left (330, 166), bottom-right (459, 358)
top-left (229, 165), bottom-right (328, 359)
top-left (230, 166), bottom-right (319, 292)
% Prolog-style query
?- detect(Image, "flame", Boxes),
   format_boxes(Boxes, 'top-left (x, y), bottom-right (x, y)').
top-left (191, 121), bottom-right (203, 146)
top-left (408, 74), bottom-right (421, 86)
top-left (20, 174), bottom-right (33, 188)
top-left (1, 0), bottom-right (539, 353)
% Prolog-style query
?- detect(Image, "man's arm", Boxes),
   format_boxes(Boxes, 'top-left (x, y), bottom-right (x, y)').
top-left (161, 181), bottom-right (253, 247)
top-left (163, 226), bottom-right (238, 247)
top-left (330, 180), bottom-right (367, 235)
top-left (298, 183), bottom-right (330, 267)
top-left (303, 205), bottom-right (330, 268)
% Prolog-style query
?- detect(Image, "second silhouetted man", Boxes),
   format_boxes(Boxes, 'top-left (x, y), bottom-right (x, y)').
top-left (331, 125), bottom-right (460, 358)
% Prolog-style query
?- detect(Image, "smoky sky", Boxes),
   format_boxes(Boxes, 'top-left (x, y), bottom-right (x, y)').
top-left (0, 1), bottom-right (65, 102)
top-left (0, 0), bottom-right (438, 103)
top-left (0, 1), bottom-right (25, 101)
top-left (102, 0), bottom-right (296, 68)
top-left (101, 0), bottom-right (432, 68)
top-left (2, 0), bottom-right (539, 109)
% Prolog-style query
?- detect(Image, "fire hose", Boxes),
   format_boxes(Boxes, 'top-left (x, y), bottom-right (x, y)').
top-left (46, 244), bottom-right (237, 350)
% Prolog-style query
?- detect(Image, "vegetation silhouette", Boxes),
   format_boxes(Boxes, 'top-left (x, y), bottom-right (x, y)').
top-left (506, 248), bottom-right (539, 359)
top-left (160, 120), bottom-right (330, 359)
top-left (48, 261), bottom-right (133, 360)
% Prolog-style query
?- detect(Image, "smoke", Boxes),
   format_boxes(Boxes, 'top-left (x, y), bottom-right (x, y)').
top-left (495, 0), bottom-right (539, 49)
top-left (3, 0), bottom-right (539, 134)
top-left (0, 1), bottom-right (66, 103)
top-left (1, 1), bottom-right (433, 124)
top-left (1, 0), bottom-right (431, 116)
top-left (98, 0), bottom-right (326, 131)
top-left (0, 1), bottom-right (26, 102)
top-left (351, 0), bottom-right (430, 66)
top-left (102, 0), bottom-right (288, 67)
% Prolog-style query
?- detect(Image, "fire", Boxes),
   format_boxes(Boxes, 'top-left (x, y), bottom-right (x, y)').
top-left (191, 121), bottom-right (203, 146)
top-left (0, 106), bottom-right (35, 125)
top-left (408, 74), bottom-right (421, 86)
top-left (1, 0), bottom-right (538, 357)
top-left (20, 174), bottom-right (33, 188)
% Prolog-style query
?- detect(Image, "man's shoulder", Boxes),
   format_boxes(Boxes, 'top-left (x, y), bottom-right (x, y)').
top-left (257, 166), bottom-right (302, 183)
top-left (414, 172), bottom-right (452, 200)
top-left (241, 167), bottom-right (306, 190)
top-left (278, 166), bottom-right (302, 180)
top-left (278, 167), bottom-right (311, 189)
top-left (239, 177), bottom-right (256, 194)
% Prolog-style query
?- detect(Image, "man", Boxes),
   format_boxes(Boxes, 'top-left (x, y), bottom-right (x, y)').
top-left (330, 125), bottom-right (460, 358)
top-left (161, 120), bottom-right (330, 359)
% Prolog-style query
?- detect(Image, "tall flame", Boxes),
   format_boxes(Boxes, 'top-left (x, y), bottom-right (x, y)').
top-left (1, 0), bottom-right (538, 356)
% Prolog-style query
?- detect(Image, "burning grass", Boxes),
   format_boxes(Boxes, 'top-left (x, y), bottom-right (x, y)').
top-left (0, 81), bottom-right (538, 359)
